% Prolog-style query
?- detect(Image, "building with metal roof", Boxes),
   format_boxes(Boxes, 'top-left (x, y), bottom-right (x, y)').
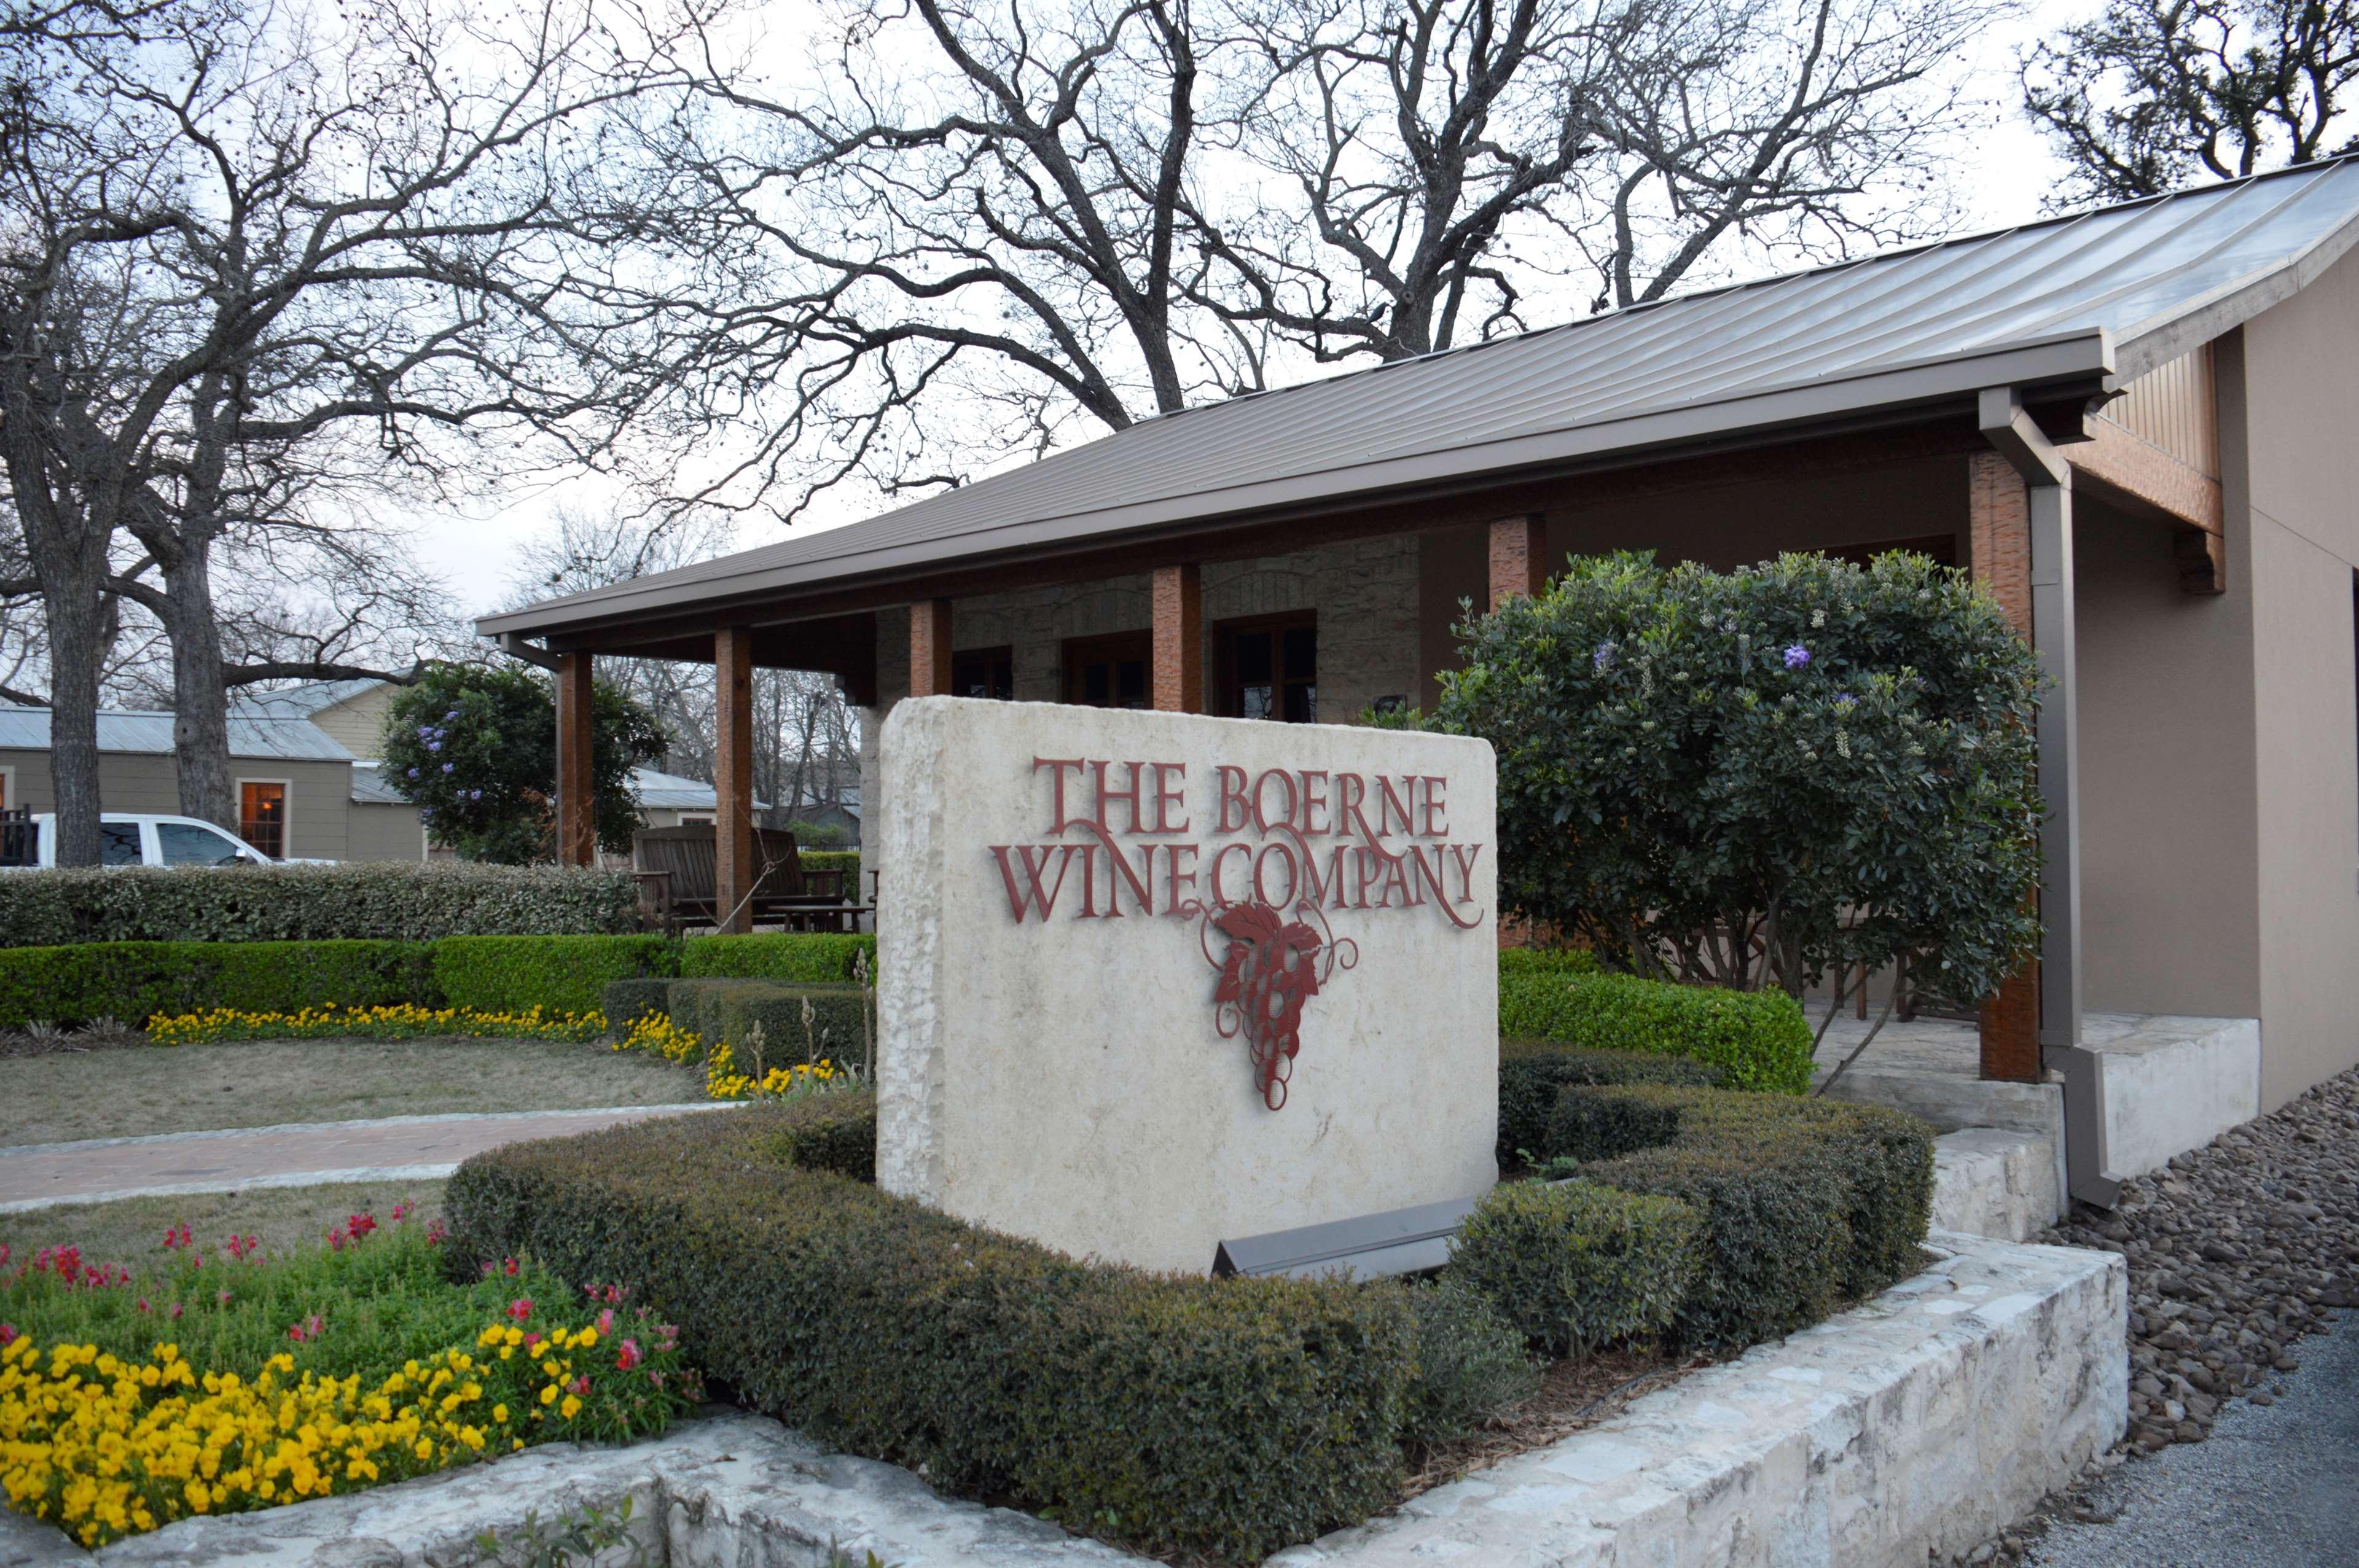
top-left (482, 157), bottom-right (2359, 1205)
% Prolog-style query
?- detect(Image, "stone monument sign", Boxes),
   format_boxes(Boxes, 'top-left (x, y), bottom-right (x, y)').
top-left (877, 696), bottom-right (1498, 1271)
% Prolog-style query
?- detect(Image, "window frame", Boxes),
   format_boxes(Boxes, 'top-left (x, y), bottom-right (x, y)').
top-left (1213, 610), bottom-right (1319, 724)
top-left (236, 777), bottom-right (292, 860)
top-left (950, 644), bottom-right (1017, 701)
top-left (1060, 630), bottom-right (1153, 709)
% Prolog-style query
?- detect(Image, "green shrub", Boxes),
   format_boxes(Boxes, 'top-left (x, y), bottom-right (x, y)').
top-left (1497, 1040), bottom-right (1724, 1169)
top-left (1449, 1179), bottom-right (1703, 1356)
top-left (0, 939), bottom-right (434, 1026)
top-left (801, 850), bottom-right (861, 884)
top-left (1400, 1279), bottom-right (1539, 1446)
top-left (1540, 1083), bottom-right (1935, 1348)
top-left (1497, 946), bottom-right (1601, 978)
top-left (679, 932), bottom-right (876, 985)
top-left (445, 1110), bottom-right (1416, 1562)
top-left (433, 935), bottom-right (678, 1018)
top-left (599, 977), bottom-right (675, 1035)
top-left (661, 977), bottom-right (873, 1071)
top-left (1498, 972), bottom-right (1813, 1094)
top-left (1543, 1085), bottom-right (1683, 1162)
top-left (0, 862), bottom-right (641, 948)
top-left (743, 1091), bottom-right (878, 1181)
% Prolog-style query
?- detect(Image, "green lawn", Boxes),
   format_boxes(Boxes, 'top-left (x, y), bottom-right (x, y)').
top-left (2, 1036), bottom-right (708, 1148)
top-left (0, 1177), bottom-right (453, 1263)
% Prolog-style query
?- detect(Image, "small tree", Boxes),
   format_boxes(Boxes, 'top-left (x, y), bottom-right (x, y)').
top-left (1432, 551), bottom-right (2043, 1032)
top-left (380, 663), bottom-right (665, 865)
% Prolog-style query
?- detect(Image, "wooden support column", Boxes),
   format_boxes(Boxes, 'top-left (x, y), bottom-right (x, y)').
top-left (713, 627), bottom-right (755, 935)
top-left (554, 652), bottom-right (595, 867)
top-left (1487, 515), bottom-right (1548, 610)
top-left (909, 598), bottom-right (953, 697)
top-left (1151, 563), bottom-right (1202, 712)
top-left (1969, 449), bottom-right (2044, 1084)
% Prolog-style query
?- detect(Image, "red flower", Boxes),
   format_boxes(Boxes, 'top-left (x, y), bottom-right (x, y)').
top-left (346, 1213), bottom-right (378, 1241)
top-left (506, 1297), bottom-right (533, 1322)
top-left (615, 1338), bottom-right (642, 1371)
top-left (0, 1323), bottom-right (14, 1346)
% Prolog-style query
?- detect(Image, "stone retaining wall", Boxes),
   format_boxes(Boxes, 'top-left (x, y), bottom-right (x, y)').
top-left (59, 1234), bottom-right (2126, 1568)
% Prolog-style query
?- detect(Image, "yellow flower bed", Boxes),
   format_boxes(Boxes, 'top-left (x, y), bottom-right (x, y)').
top-left (146, 1004), bottom-right (606, 1047)
top-left (1, 1320), bottom-right (679, 1547)
top-left (611, 1016), bottom-right (842, 1102)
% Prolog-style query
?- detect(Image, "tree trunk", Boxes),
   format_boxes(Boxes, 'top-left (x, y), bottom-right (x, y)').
top-left (38, 574), bottom-right (108, 866)
top-left (159, 542), bottom-right (235, 830)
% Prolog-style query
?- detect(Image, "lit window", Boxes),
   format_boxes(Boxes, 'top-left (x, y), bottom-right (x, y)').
top-left (240, 782), bottom-right (286, 859)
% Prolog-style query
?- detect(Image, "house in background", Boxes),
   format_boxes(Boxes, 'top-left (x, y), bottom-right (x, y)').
top-left (0, 679), bottom-right (773, 862)
top-left (0, 705), bottom-right (369, 860)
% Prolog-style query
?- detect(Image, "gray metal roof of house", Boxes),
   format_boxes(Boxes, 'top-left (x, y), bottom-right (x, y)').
top-left (482, 157), bottom-right (2359, 641)
top-left (630, 766), bottom-right (773, 811)
top-left (0, 705), bottom-right (356, 762)
top-left (229, 679), bottom-right (386, 721)
top-left (348, 762), bottom-right (410, 804)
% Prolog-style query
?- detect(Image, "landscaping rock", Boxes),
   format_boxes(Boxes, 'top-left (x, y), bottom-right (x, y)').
top-left (2038, 1064), bottom-right (2359, 1454)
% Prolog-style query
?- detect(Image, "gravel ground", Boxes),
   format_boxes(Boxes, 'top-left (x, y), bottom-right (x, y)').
top-left (1941, 1066), bottom-right (2359, 1567)
top-left (2020, 1307), bottom-right (2358, 1567)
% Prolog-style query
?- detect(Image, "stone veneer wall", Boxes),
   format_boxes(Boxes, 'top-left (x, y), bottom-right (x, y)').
top-left (858, 536), bottom-right (1423, 877)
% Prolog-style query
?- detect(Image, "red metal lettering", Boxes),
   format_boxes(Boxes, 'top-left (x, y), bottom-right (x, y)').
top-left (1253, 842), bottom-right (1299, 907)
top-left (1419, 775), bottom-right (1448, 837)
top-left (990, 844), bottom-right (1079, 921)
top-left (1252, 768), bottom-right (1299, 834)
top-left (1216, 766), bottom-right (1251, 832)
top-left (1163, 843), bottom-right (1201, 914)
top-left (1149, 762), bottom-right (1190, 834)
top-left (1297, 770), bottom-right (1330, 836)
top-left (1336, 773), bottom-right (1378, 843)
top-left (1377, 775), bottom-right (1415, 838)
top-left (1090, 759), bottom-right (1149, 835)
top-left (1210, 841), bottom-right (1253, 905)
top-left (1034, 759), bottom-right (1087, 832)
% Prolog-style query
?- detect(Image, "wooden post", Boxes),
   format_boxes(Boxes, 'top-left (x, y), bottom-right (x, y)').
top-left (1487, 515), bottom-right (1548, 610)
top-left (714, 627), bottom-right (755, 935)
top-left (1151, 563), bottom-right (1202, 712)
top-left (1968, 449), bottom-right (2044, 1083)
top-left (554, 652), bottom-right (595, 867)
top-left (910, 599), bottom-right (953, 697)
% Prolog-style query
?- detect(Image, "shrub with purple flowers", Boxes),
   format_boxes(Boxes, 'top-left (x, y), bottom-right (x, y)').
top-left (380, 664), bottom-right (665, 865)
top-left (1430, 550), bottom-right (2042, 1010)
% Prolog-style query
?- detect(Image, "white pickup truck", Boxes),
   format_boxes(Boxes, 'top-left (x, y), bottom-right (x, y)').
top-left (3, 813), bottom-right (289, 868)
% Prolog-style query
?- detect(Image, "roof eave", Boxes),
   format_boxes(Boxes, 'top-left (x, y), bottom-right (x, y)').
top-left (479, 327), bottom-right (2114, 645)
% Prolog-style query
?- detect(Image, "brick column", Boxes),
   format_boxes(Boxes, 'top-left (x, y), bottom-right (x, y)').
top-left (910, 598), bottom-right (953, 697)
top-left (1151, 563), bottom-right (1203, 712)
top-left (554, 652), bottom-right (595, 867)
top-left (714, 627), bottom-right (756, 935)
top-left (1487, 515), bottom-right (1547, 610)
top-left (1968, 450), bottom-right (2043, 1083)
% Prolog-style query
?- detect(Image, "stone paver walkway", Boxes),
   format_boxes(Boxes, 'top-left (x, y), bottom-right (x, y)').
top-left (0, 1104), bottom-right (737, 1212)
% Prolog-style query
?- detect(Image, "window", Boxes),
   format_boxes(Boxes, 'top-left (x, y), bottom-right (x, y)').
top-left (1062, 631), bottom-right (1151, 709)
top-left (952, 646), bottom-right (1015, 700)
top-left (158, 821), bottom-right (246, 866)
top-left (1218, 615), bottom-right (1317, 723)
top-left (98, 822), bottom-right (143, 865)
top-left (239, 781), bottom-right (288, 859)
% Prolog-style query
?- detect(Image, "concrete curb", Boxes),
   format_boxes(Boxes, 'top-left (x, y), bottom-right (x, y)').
top-left (47, 1232), bottom-right (2127, 1567)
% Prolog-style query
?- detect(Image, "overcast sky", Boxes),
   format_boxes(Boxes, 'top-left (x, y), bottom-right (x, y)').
top-left (413, 0), bottom-right (2094, 623)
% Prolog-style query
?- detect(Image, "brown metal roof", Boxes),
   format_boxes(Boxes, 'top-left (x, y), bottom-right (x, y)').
top-left (482, 157), bottom-right (2359, 642)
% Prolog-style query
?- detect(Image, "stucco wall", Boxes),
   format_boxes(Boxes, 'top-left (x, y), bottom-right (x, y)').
top-left (2071, 493), bottom-right (2261, 1018)
top-left (2237, 243), bottom-right (2359, 1107)
top-left (346, 799), bottom-right (427, 862)
top-left (0, 750), bottom-right (353, 860)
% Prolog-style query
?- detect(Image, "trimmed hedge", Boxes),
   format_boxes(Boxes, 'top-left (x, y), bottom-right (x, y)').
top-left (1449, 1178), bottom-right (1703, 1355)
top-left (1497, 971), bottom-right (1815, 1094)
top-left (1496, 946), bottom-right (1601, 979)
top-left (679, 932), bottom-right (875, 984)
top-left (1399, 1281), bottom-right (1539, 1446)
top-left (0, 940), bottom-right (433, 1028)
top-left (741, 1091), bottom-right (878, 1181)
top-left (599, 977), bottom-right (674, 1034)
top-left (1497, 1039), bottom-right (1724, 1169)
top-left (1535, 1081), bottom-right (1934, 1348)
top-left (432, 934), bottom-right (678, 1018)
top-left (665, 978), bottom-right (874, 1075)
top-left (0, 862), bottom-right (640, 948)
top-left (0, 932), bottom-right (875, 1028)
top-left (445, 1109), bottom-right (1417, 1561)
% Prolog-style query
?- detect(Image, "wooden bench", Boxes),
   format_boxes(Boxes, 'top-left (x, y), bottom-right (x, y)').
top-left (632, 825), bottom-right (870, 935)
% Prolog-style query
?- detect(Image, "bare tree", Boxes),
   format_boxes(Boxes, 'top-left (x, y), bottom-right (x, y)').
top-left (1, 0), bottom-right (696, 856)
top-left (619, 0), bottom-right (1995, 515)
top-left (2024, 0), bottom-right (2357, 203)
